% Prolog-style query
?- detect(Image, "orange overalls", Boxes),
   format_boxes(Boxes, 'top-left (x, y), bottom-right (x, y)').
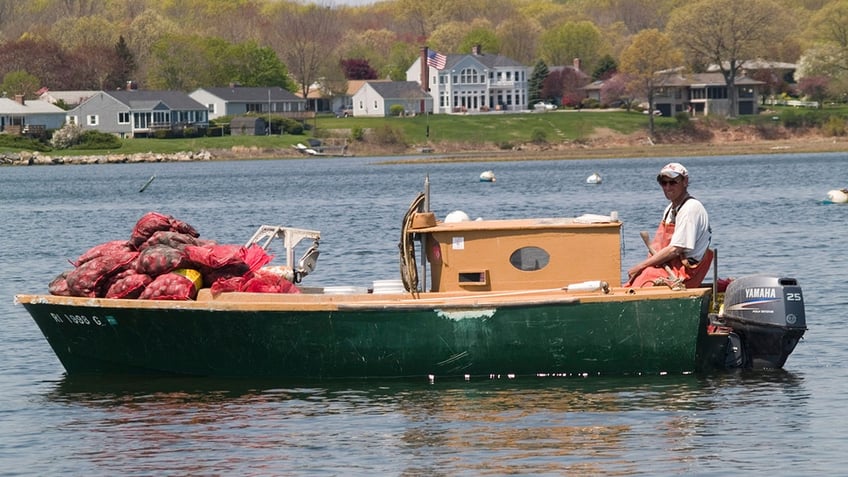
top-left (626, 199), bottom-right (713, 289)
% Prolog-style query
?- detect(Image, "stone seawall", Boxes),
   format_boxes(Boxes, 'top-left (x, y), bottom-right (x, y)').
top-left (0, 150), bottom-right (214, 166)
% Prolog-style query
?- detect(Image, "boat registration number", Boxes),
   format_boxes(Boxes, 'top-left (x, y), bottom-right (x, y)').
top-left (50, 312), bottom-right (104, 326)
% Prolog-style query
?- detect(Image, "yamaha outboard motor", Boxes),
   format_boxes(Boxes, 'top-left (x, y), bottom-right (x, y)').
top-left (715, 275), bottom-right (806, 368)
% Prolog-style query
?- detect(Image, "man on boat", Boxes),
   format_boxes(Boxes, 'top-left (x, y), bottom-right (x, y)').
top-left (625, 162), bottom-right (712, 288)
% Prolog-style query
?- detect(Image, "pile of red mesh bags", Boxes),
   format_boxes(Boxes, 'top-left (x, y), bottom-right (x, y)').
top-left (48, 212), bottom-right (299, 300)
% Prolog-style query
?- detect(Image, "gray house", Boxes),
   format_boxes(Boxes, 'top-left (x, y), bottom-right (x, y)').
top-left (0, 95), bottom-right (67, 134)
top-left (189, 86), bottom-right (306, 120)
top-left (351, 81), bottom-right (432, 117)
top-left (68, 90), bottom-right (209, 138)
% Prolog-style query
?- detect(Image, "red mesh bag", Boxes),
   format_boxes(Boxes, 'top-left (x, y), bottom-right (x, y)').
top-left (65, 250), bottom-right (138, 297)
top-left (48, 271), bottom-right (72, 296)
top-left (135, 244), bottom-right (189, 276)
top-left (72, 240), bottom-right (133, 267)
top-left (105, 269), bottom-right (152, 299)
top-left (130, 212), bottom-right (199, 249)
top-left (139, 271), bottom-right (199, 300)
top-left (138, 231), bottom-right (201, 252)
top-left (241, 268), bottom-right (300, 294)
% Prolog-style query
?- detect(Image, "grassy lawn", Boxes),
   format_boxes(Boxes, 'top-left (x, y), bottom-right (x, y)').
top-left (5, 105), bottom-right (847, 156)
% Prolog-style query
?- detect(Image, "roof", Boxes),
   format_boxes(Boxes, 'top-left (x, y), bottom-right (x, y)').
top-left (441, 52), bottom-right (526, 70)
top-left (106, 90), bottom-right (208, 110)
top-left (39, 90), bottom-right (98, 105)
top-left (707, 59), bottom-right (797, 72)
top-left (0, 98), bottom-right (66, 114)
top-left (365, 81), bottom-right (429, 99)
top-left (662, 72), bottom-right (766, 87)
top-left (198, 86), bottom-right (301, 102)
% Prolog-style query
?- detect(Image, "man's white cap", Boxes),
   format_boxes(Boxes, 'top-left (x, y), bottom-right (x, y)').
top-left (657, 162), bottom-right (688, 179)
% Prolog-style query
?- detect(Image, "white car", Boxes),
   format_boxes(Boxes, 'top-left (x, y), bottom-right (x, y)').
top-left (534, 102), bottom-right (557, 111)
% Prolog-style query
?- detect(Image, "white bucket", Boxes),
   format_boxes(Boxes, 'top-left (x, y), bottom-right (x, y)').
top-left (372, 279), bottom-right (406, 294)
top-left (322, 286), bottom-right (368, 295)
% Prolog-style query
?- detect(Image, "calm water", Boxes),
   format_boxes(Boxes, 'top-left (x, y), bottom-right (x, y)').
top-left (2, 152), bottom-right (846, 475)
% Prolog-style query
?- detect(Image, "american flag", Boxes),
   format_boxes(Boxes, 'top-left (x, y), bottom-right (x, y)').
top-left (426, 49), bottom-right (447, 70)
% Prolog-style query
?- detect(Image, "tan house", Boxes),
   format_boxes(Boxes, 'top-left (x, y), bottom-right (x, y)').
top-left (584, 71), bottom-right (765, 116)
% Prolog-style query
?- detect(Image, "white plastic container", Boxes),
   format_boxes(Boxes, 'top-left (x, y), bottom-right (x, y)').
top-left (372, 279), bottom-right (406, 294)
top-left (322, 286), bottom-right (368, 295)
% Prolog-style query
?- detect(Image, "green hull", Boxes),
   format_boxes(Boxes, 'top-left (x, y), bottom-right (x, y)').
top-left (20, 293), bottom-right (719, 379)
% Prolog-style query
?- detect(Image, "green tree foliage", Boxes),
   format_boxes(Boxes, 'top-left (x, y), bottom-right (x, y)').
top-left (0, 70), bottom-right (41, 98)
top-left (592, 55), bottom-right (618, 81)
top-left (149, 36), bottom-right (292, 90)
top-left (528, 60), bottom-right (549, 106)
top-left (538, 20), bottom-right (606, 73)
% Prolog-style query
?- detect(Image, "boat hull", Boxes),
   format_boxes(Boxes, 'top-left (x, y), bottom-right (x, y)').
top-left (18, 290), bottom-right (718, 379)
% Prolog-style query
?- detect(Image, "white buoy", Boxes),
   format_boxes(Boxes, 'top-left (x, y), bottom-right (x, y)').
top-left (479, 170), bottom-right (496, 182)
top-left (826, 189), bottom-right (848, 203)
top-left (586, 172), bottom-right (602, 184)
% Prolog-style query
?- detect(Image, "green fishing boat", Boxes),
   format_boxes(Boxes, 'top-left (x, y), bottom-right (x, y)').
top-left (15, 185), bottom-right (806, 379)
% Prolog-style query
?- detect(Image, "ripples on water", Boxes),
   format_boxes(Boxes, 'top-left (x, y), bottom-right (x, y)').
top-left (2, 153), bottom-right (847, 475)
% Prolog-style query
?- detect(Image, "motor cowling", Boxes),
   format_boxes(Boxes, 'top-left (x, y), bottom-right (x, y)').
top-left (718, 275), bottom-right (807, 369)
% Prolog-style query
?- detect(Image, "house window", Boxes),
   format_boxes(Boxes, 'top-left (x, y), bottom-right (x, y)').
top-left (246, 103), bottom-right (262, 112)
top-left (152, 111), bottom-right (169, 125)
top-left (117, 112), bottom-right (130, 124)
top-left (207, 103), bottom-right (215, 113)
top-left (67, 116), bottom-right (77, 125)
top-left (373, 100), bottom-right (378, 109)
top-left (87, 115), bottom-right (98, 126)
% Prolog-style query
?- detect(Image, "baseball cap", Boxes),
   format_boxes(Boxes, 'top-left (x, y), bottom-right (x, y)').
top-left (657, 162), bottom-right (688, 180)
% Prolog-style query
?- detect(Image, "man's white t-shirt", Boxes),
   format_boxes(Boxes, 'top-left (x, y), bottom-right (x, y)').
top-left (663, 197), bottom-right (711, 262)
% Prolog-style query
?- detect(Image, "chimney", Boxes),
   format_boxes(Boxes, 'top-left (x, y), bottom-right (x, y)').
top-left (472, 44), bottom-right (481, 55)
top-left (420, 46), bottom-right (430, 93)
top-left (573, 58), bottom-right (581, 72)
top-left (14, 94), bottom-right (24, 105)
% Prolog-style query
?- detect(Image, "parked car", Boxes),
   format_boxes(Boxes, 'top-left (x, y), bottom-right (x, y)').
top-left (336, 106), bottom-right (353, 118)
top-left (533, 102), bottom-right (557, 111)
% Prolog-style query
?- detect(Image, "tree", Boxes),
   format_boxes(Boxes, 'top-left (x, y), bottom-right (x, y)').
top-left (0, 70), bottom-right (41, 98)
top-left (341, 59), bottom-right (378, 80)
top-left (600, 73), bottom-right (634, 109)
top-left (459, 26), bottom-right (500, 54)
top-left (667, 0), bottom-right (792, 117)
top-left (798, 76), bottom-right (830, 107)
top-left (114, 36), bottom-right (137, 87)
top-left (265, 3), bottom-right (342, 107)
top-left (538, 20), bottom-right (606, 72)
top-left (528, 60), bottom-right (549, 106)
top-left (619, 29), bottom-right (683, 136)
top-left (542, 68), bottom-right (589, 107)
top-left (592, 54), bottom-right (618, 81)
top-left (495, 16), bottom-right (541, 65)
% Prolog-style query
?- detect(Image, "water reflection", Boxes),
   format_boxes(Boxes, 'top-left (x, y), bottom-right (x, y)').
top-left (37, 372), bottom-right (809, 475)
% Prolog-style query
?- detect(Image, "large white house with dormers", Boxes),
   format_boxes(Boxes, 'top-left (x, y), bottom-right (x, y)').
top-left (407, 46), bottom-right (529, 114)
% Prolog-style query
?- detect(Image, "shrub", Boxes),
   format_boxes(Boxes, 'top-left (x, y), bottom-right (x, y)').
top-left (50, 123), bottom-right (84, 149)
top-left (822, 115), bottom-right (846, 137)
top-left (70, 130), bottom-right (122, 150)
top-left (351, 126), bottom-right (364, 141)
top-left (0, 133), bottom-right (51, 151)
top-left (389, 104), bottom-right (405, 116)
top-left (371, 124), bottom-right (407, 146)
top-left (530, 128), bottom-right (547, 144)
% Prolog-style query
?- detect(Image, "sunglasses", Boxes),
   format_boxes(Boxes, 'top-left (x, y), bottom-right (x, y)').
top-left (657, 177), bottom-right (682, 186)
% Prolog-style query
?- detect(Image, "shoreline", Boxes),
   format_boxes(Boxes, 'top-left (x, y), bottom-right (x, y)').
top-left (2, 132), bottom-right (847, 166)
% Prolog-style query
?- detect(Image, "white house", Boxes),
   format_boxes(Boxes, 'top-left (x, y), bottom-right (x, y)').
top-left (351, 81), bottom-right (432, 117)
top-left (407, 46), bottom-right (529, 114)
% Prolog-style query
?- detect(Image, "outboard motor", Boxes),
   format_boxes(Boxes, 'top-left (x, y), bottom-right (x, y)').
top-left (715, 275), bottom-right (807, 369)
